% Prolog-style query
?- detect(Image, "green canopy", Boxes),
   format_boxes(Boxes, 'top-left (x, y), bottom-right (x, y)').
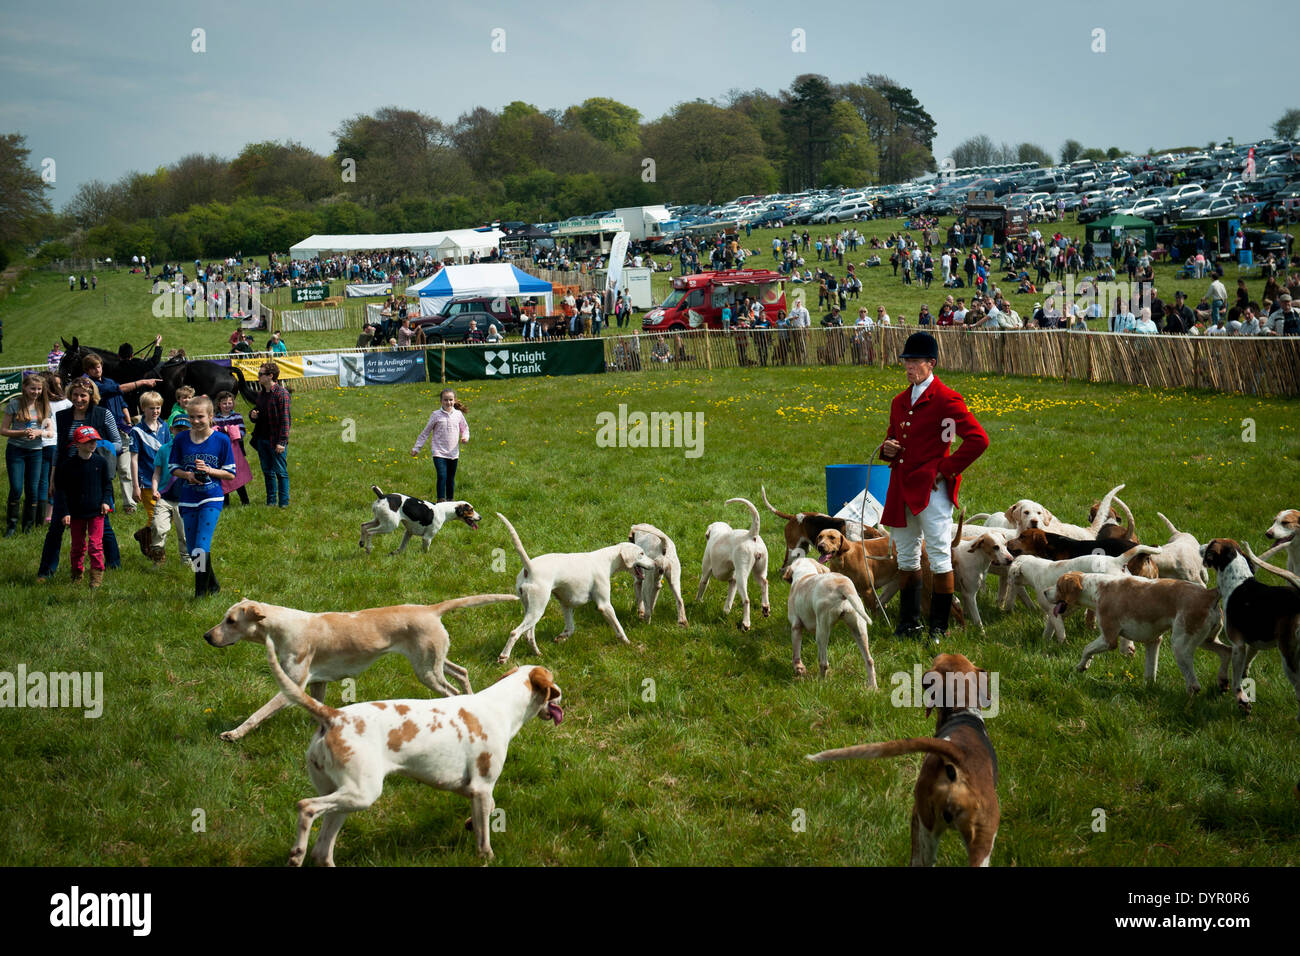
top-left (1086, 214), bottom-right (1156, 255)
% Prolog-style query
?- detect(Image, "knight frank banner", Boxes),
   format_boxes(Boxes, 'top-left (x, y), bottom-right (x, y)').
top-left (436, 340), bottom-right (606, 381)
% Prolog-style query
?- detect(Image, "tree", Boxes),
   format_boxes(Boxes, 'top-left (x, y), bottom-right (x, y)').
top-left (334, 107), bottom-right (457, 206)
top-left (1106, 146), bottom-right (1123, 160)
top-left (230, 142), bottom-right (334, 203)
top-left (563, 98), bottom-right (641, 153)
top-left (1272, 109), bottom-right (1300, 141)
top-left (781, 74), bottom-right (836, 190)
top-left (0, 133), bottom-right (54, 252)
top-left (1060, 139), bottom-right (1084, 163)
top-left (1079, 148), bottom-right (1108, 162)
top-left (951, 135), bottom-right (997, 169)
top-left (866, 76), bottom-right (937, 181)
top-left (725, 88), bottom-right (788, 174)
top-left (1017, 142), bottom-right (1053, 166)
top-left (642, 102), bottom-right (776, 204)
top-left (820, 102), bottom-right (878, 186)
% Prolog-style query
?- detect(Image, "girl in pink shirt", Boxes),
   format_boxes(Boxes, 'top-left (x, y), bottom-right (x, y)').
top-left (411, 388), bottom-right (469, 501)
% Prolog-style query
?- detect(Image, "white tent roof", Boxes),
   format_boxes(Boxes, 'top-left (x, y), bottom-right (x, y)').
top-left (408, 263), bottom-right (553, 317)
top-left (288, 229), bottom-right (504, 259)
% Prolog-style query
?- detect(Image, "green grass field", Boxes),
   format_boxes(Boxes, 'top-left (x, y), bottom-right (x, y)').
top-left (1, 351), bottom-right (1297, 866)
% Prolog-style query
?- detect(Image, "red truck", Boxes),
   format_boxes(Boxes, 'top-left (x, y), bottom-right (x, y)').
top-left (641, 269), bottom-right (786, 332)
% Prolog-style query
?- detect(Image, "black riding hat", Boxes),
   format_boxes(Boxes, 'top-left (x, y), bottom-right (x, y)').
top-left (900, 331), bottom-right (938, 360)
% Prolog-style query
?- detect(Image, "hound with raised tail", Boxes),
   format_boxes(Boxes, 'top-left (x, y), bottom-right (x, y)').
top-left (761, 484), bottom-right (873, 569)
top-left (1045, 571), bottom-right (1230, 692)
top-left (265, 639), bottom-right (562, 865)
top-left (1152, 512), bottom-right (1209, 585)
top-left (495, 513), bottom-right (658, 663)
top-left (696, 497), bottom-right (770, 631)
top-left (808, 653), bottom-right (999, 867)
top-left (203, 594), bottom-right (518, 741)
top-left (782, 557), bottom-right (876, 683)
top-left (360, 485), bottom-right (481, 555)
top-left (629, 523), bottom-right (688, 627)
top-left (1261, 509), bottom-right (1300, 574)
top-left (1199, 539), bottom-right (1300, 720)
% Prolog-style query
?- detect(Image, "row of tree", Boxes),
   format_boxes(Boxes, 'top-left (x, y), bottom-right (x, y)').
top-left (4, 73), bottom-right (941, 264)
top-left (948, 135), bottom-right (1129, 170)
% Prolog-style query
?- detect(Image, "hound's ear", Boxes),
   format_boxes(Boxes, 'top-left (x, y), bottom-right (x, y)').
top-left (781, 565), bottom-right (793, 582)
top-left (244, 602), bottom-right (267, 623)
top-left (1003, 505), bottom-right (1016, 522)
top-left (1042, 509), bottom-right (1055, 526)
top-left (528, 667), bottom-right (559, 701)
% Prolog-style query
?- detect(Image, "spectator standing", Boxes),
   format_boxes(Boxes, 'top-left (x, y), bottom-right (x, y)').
top-left (249, 361), bottom-right (291, 508)
top-left (1208, 273), bottom-right (1228, 325)
top-left (36, 371), bottom-right (70, 526)
top-left (3, 372), bottom-right (54, 536)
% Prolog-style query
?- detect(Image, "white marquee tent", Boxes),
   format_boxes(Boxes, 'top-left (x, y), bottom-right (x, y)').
top-left (407, 263), bottom-right (553, 316)
top-left (289, 228), bottom-right (505, 262)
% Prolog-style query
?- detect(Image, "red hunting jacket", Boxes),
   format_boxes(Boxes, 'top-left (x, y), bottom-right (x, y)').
top-left (880, 376), bottom-right (988, 527)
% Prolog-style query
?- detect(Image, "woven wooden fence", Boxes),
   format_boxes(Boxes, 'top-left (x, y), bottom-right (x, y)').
top-left (604, 327), bottom-right (1300, 397)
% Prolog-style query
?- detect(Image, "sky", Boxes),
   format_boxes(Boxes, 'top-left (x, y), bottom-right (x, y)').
top-left (2, 0), bottom-right (1296, 210)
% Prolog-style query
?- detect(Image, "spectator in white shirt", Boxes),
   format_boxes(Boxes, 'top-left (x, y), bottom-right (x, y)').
top-left (1134, 308), bottom-right (1158, 334)
top-left (875, 305), bottom-right (891, 325)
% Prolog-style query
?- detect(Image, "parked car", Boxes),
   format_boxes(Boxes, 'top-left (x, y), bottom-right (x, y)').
top-left (1240, 228), bottom-right (1294, 256)
top-left (411, 297), bottom-right (522, 339)
top-left (1173, 196), bottom-right (1239, 221)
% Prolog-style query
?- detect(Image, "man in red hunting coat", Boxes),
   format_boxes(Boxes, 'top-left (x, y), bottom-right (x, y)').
top-left (878, 331), bottom-right (989, 643)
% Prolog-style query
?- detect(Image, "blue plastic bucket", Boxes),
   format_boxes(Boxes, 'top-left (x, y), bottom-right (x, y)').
top-left (982, 234), bottom-right (994, 249)
top-left (825, 463), bottom-right (891, 516)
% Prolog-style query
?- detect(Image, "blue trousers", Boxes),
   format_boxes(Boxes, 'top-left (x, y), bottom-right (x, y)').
top-left (6, 443), bottom-right (41, 506)
top-left (434, 457), bottom-right (458, 501)
top-left (181, 500), bottom-right (222, 563)
top-left (256, 440), bottom-right (289, 506)
top-left (38, 491), bottom-right (121, 576)
top-left (38, 445), bottom-right (55, 507)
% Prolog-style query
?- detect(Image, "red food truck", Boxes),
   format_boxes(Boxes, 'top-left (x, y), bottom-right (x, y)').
top-left (641, 269), bottom-right (786, 332)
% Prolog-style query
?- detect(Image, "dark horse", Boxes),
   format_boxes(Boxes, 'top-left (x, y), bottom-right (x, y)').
top-left (58, 337), bottom-right (260, 418)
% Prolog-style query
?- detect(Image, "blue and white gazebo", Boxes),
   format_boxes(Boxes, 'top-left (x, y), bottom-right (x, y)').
top-left (409, 264), bottom-right (553, 317)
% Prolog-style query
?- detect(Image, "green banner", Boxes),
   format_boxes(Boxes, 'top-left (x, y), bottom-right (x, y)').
top-left (291, 284), bottom-right (331, 303)
top-left (0, 371), bottom-right (26, 404)
top-left (436, 340), bottom-right (605, 381)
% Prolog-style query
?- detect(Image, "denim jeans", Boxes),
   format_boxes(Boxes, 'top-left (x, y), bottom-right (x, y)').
top-left (256, 440), bottom-right (289, 506)
top-left (38, 445), bottom-right (55, 507)
top-left (6, 443), bottom-right (41, 506)
top-left (434, 457), bottom-right (458, 501)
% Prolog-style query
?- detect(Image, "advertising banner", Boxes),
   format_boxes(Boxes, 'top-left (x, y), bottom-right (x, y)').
top-left (362, 350), bottom-right (427, 385)
top-left (345, 283), bottom-right (393, 298)
top-left (231, 356), bottom-right (305, 381)
top-left (291, 284), bottom-right (331, 303)
top-left (438, 340), bottom-right (605, 381)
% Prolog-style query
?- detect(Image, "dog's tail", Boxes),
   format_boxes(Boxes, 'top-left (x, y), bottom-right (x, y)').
top-left (1112, 496), bottom-right (1137, 541)
top-left (843, 586), bottom-right (873, 629)
top-left (1086, 483), bottom-right (1125, 536)
top-left (495, 513), bottom-right (534, 578)
top-left (372, 484), bottom-right (385, 500)
top-left (428, 593), bottom-right (520, 615)
top-left (760, 485), bottom-right (797, 521)
top-left (1119, 544), bottom-right (1162, 563)
top-left (1244, 542), bottom-right (1300, 592)
top-left (264, 637), bottom-right (339, 729)
top-left (1156, 511), bottom-right (1181, 539)
top-left (967, 513), bottom-right (992, 524)
top-left (807, 737), bottom-right (964, 765)
top-left (630, 523), bottom-right (670, 555)
top-left (727, 497), bottom-right (762, 540)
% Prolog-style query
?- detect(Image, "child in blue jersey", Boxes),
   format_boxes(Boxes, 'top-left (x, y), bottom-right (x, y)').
top-left (169, 396), bottom-right (234, 597)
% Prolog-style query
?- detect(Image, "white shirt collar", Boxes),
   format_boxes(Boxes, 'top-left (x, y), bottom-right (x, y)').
top-left (910, 373), bottom-right (935, 404)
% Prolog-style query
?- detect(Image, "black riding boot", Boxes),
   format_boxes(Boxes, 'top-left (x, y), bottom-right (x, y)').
top-left (194, 569), bottom-right (207, 598)
top-left (894, 570), bottom-right (924, 638)
top-left (206, 555), bottom-right (220, 596)
top-left (3, 500), bottom-right (18, 537)
top-left (928, 571), bottom-right (955, 645)
top-left (21, 502), bottom-right (37, 533)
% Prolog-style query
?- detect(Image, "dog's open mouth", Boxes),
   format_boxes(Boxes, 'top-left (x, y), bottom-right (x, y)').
top-left (545, 702), bottom-right (564, 725)
top-left (1052, 601), bottom-right (1068, 617)
top-left (634, 567), bottom-right (644, 581)
top-left (818, 552), bottom-right (832, 564)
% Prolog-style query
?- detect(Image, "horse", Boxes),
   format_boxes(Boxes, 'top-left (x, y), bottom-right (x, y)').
top-left (59, 337), bottom-right (260, 419)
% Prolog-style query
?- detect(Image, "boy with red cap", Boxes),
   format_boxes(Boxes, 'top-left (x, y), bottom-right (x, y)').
top-left (878, 332), bottom-right (989, 642)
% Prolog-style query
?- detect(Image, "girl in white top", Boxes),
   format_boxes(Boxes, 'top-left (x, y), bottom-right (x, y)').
top-left (3, 372), bottom-right (55, 535)
top-left (39, 371), bottom-right (73, 525)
